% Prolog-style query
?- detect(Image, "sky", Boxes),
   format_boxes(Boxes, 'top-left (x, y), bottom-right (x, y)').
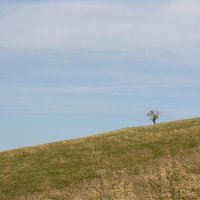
top-left (0, 0), bottom-right (200, 150)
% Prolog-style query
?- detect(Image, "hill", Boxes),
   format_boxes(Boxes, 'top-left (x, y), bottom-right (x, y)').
top-left (1, 118), bottom-right (200, 199)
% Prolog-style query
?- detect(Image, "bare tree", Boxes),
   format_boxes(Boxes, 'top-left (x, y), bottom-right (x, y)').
top-left (147, 110), bottom-right (162, 124)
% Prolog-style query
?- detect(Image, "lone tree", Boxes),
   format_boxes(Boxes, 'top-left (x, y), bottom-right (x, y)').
top-left (147, 110), bottom-right (161, 124)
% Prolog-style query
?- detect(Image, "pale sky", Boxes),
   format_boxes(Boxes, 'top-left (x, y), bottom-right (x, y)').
top-left (0, 0), bottom-right (200, 150)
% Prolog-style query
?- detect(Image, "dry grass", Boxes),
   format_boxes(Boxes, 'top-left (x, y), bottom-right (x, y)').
top-left (1, 118), bottom-right (200, 199)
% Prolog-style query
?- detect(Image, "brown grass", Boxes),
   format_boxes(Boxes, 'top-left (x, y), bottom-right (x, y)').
top-left (1, 118), bottom-right (200, 199)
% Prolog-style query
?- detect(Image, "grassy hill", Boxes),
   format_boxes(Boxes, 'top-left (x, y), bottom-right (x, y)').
top-left (1, 118), bottom-right (200, 200)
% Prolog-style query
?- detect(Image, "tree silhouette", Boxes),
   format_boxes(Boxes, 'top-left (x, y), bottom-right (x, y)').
top-left (147, 110), bottom-right (161, 124)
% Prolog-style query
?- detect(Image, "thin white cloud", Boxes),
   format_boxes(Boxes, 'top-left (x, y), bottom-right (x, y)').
top-left (19, 86), bottom-right (114, 94)
top-left (163, 0), bottom-right (200, 15)
top-left (3, 78), bottom-right (200, 96)
top-left (4, 109), bottom-right (85, 114)
top-left (1, 0), bottom-right (200, 52)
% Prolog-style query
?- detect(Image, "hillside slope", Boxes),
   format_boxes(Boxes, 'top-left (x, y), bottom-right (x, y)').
top-left (1, 118), bottom-right (200, 200)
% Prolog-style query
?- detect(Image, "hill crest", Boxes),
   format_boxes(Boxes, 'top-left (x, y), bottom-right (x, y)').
top-left (1, 118), bottom-right (200, 199)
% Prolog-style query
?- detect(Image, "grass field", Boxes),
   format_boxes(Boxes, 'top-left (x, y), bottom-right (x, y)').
top-left (1, 118), bottom-right (200, 199)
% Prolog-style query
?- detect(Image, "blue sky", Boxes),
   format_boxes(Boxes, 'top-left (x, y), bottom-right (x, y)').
top-left (0, 0), bottom-right (200, 150)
